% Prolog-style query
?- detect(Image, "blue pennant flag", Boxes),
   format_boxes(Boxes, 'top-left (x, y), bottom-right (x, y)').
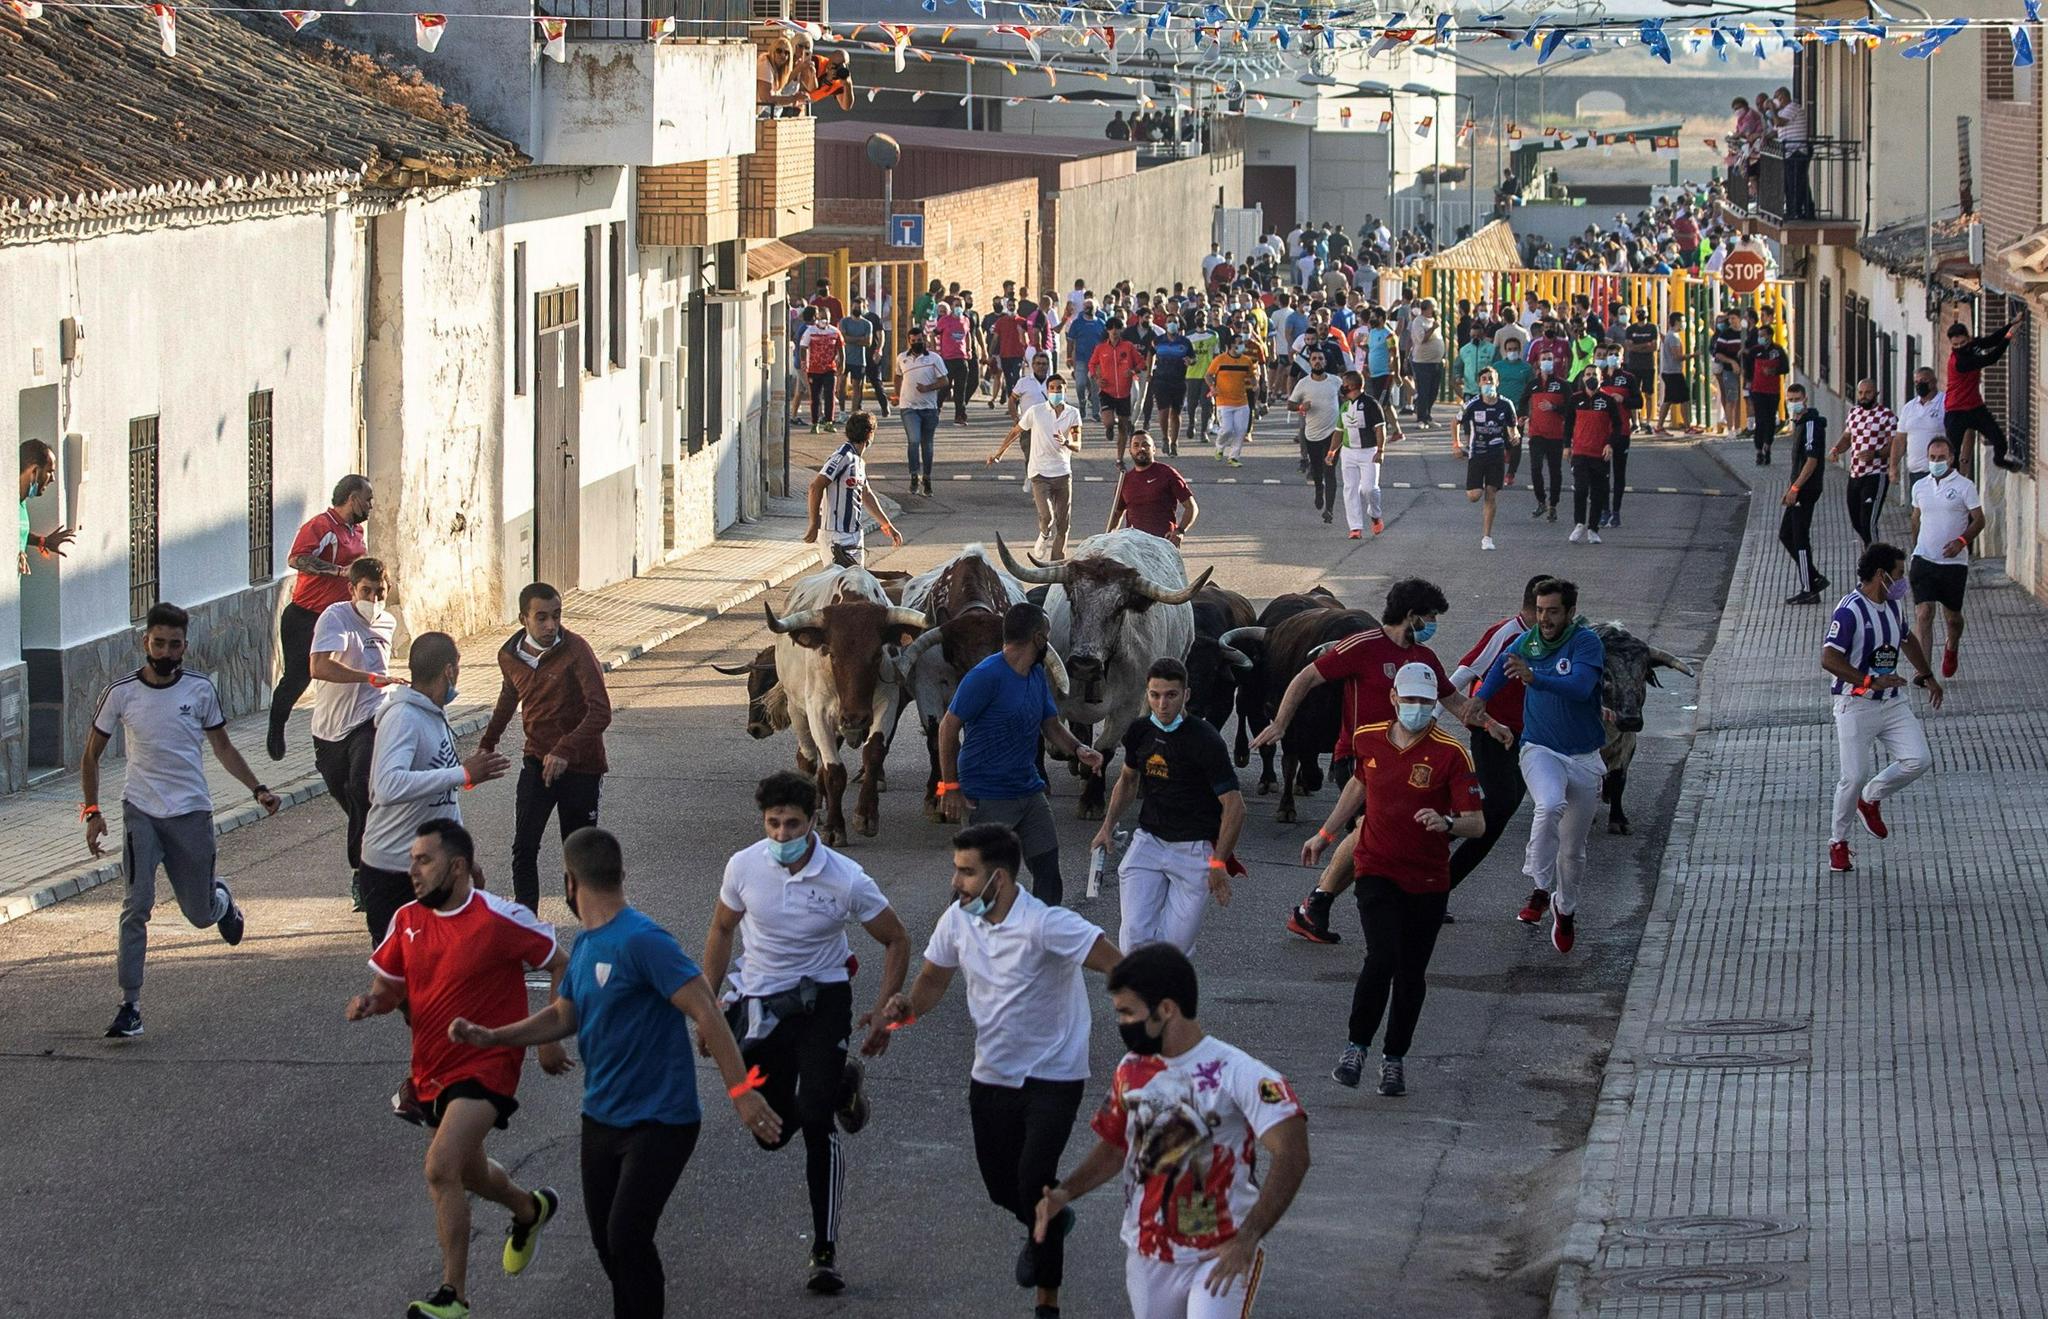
top-left (1058, 6), bottom-right (1076, 24)
top-left (968, 0), bottom-right (985, 12)
top-left (2029, 0), bottom-right (2041, 20)
top-left (1537, 26), bottom-right (1566, 62)
top-left (1902, 16), bottom-right (1968, 57)
top-left (1638, 18), bottom-right (1671, 62)
top-left (1276, 24), bottom-right (1290, 48)
top-left (1815, 20), bottom-right (1840, 44)
top-left (1853, 18), bottom-right (1888, 38)
top-left (1117, 0), bottom-right (1135, 11)
top-left (1434, 12), bottom-right (1453, 40)
top-left (1479, 12), bottom-right (1505, 22)
top-left (2015, 23), bottom-right (2037, 65)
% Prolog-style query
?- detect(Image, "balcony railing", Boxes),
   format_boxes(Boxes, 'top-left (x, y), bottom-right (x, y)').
top-left (1754, 136), bottom-right (1862, 233)
top-left (539, 0), bottom-right (751, 42)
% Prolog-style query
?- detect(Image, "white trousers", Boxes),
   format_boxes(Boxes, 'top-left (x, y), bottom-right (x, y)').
top-left (1339, 446), bottom-right (1382, 530)
top-left (1119, 829), bottom-right (1215, 955)
top-left (1519, 742), bottom-right (1605, 916)
top-left (1215, 405), bottom-right (1252, 460)
top-left (1830, 693), bottom-right (1931, 843)
top-left (1125, 1247), bottom-right (1265, 1319)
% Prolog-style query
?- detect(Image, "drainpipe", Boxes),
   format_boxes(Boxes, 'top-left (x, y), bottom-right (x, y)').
top-left (1883, 0), bottom-right (1935, 309)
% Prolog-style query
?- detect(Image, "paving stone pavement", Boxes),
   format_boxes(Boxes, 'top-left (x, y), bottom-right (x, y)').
top-left (1551, 447), bottom-right (2048, 1317)
top-left (0, 503), bottom-right (832, 926)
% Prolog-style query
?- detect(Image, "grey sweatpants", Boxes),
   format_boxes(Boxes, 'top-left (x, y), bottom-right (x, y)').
top-left (119, 807), bottom-right (230, 1000)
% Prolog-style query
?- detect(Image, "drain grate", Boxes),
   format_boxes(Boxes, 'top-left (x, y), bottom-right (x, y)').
top-left (1607, 1266), bottom-right (1789, 1295)
top-left (1618, 1215), bottom-right (1803, 1243)
top-left (1650, 1050), bottom-right (1806, 1068)
top-left (1666, 1017), bottom-right (1809, 1036)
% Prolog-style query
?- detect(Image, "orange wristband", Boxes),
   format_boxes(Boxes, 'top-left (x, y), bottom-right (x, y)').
top-left (729, 1064), bottom-right (767, 1099)
top-left (936, 781), bottom-right (960, 795)
top-left (1207, 857), bottom-right (1228, 870)
top-left (1316, 827), bottom-right (1335, 842)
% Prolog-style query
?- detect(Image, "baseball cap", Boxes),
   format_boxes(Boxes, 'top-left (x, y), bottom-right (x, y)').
top-left (1393, 662), bottom-right (1439, 700)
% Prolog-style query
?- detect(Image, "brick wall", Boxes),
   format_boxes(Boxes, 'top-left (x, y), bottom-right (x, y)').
top-left (640, 158), bottom-right (739, 247)
top-left (1982, 28), bottom-right (2043, 257)
top-left (741, 116), bottom-right (815, 240)
top-left (791, 179), bottom-right (1040, 300)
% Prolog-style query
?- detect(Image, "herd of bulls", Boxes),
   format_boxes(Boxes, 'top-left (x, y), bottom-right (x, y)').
top-left (716, 536), bottom-right (1689, 847)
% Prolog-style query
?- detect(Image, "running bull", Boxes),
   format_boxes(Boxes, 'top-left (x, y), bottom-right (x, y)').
top-left (1228, 603), bottom-right (1373, 823)
top-left (1593, 621), bottom-right (1696, 835)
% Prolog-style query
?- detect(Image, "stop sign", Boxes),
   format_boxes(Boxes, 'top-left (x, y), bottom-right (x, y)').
top-left (1721, 249), bottom-right (1768, 295)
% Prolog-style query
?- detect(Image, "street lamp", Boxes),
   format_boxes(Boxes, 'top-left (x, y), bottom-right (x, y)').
top-left (1399, 82), bottom-right (1445, 246)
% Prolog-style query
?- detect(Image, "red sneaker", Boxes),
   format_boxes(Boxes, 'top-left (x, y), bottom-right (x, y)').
top-left (1371, 518), bottom-right (1385, 536)
top-left (1552, 911), bottom-right (1576, 954)
top-left (1829, 840), bottom-right (1853, 873)
top-left (1504, 472), bottom-right (1516, 487)
top-left (1517, 889), bottom-right (1550, 924)
top-left (1347, 529), bottom-right (1362, 540)
top-left (1942, 646), bottom-right (1958, 678)
top-left (1855, 796), bottom-right (1888, 840)
top-left (1285, 898), bottom-right (1342, 945)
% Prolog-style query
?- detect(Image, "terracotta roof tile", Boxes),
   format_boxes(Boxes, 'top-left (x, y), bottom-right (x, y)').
top-left (0, 8), bottom-right (523, 222)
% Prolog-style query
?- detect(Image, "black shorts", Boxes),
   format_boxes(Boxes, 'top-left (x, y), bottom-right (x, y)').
top-left (428, 1078), bottom-right (520, 1130)
top-left (1101, 394), bottom-right (1132, 418)
top-left (1909, 556), bottom-right (1968, 612)
top-left (1150, 375), bottom-right (1187, 410)
top-left (1465, 448), bottom-right (1507, 491)
top-left (1661, 373), bottom-right (1689, 401)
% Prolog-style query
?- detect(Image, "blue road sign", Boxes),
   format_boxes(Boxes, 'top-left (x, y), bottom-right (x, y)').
top-left (889, 214), bottom-right (924, 248)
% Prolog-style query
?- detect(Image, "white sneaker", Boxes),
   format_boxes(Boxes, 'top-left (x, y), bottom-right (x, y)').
top-left (1587, 529), bottom-right (1603, 544)
top-left (1569, 524), bottom-right (1588, 543)
top-left (1481, 535), bottom-right (1497, 551)
top-left (1032, 538), bottom-right (1049, 561)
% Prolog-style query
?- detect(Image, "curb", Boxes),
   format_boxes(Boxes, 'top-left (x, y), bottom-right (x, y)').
top-left (0, 548), bottom-right (822, 930)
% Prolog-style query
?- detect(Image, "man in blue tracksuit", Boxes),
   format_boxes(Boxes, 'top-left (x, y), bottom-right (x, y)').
top-left (1477, 576), bottom-right (1606, 955)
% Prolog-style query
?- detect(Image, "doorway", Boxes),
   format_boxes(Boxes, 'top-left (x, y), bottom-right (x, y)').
top-left (17, 385), bottom-right (63, 770)
top-left (534, 287), bottom-right (582, 589)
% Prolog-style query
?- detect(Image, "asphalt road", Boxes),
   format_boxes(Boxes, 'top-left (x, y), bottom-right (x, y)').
top-left (0, 406), bottom-right (1746, 1319)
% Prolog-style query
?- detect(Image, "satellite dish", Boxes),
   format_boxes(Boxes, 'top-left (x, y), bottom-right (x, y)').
top-left (865, 133), bottom-right (901, 170)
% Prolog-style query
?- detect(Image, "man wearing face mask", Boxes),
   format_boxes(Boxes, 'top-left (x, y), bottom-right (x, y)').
top-left (1315, 663), bottom-right (1484, 1095)
top-left (1288, 349), bottom-right (1344, 522)
top-left (269, 473), bottom-right (373, 760)
top-left (880, 824), bottom-right (1122, 1319)
top-left (17, 437), bottom-right (78, 576)
top-left (1456, 366), bottom-right (1519, 551)
top-left (1206, 332), bottom-right (1262, 467)
top-left (1089, 658), bottom-right (1245, 954)
top-left (361, 631), bottom-right (511, 945)
top-left (1596, 343), bottom-right (1643, 528)
top-left (1821, 543), bottom-right (1942, 874)
top-left (84, 601), bottom-right (280, 1040)
top-left (1564, 366), bottom-right (1624, 544)
top-left (1146, 317), bottom-right (1193, 454)
top-left (704, 772), bottom-right (913, 1296)
top-left (1779, 383), bottom-right (1831, 604)
top-left (1830, 378), bottom-right (1896, 549)
top-left (310, 557), bottom-right (400, 896)
top-left (480, 583), bottom-right (614, 912)
top-left (1033, 944), bottom-right (1309, 1318)
top-left (1741, 325), bottom-right (1790, 465)
top-left (989, 375), bottom-right (1082, 561)
top-left (1908, 435), bottom-right (1984, 680)
top-left (1525, 348), bottom-right (1570, 522)
top-left (1891, 367), bottom-right (1946, 497)
top-left (896, 329), bottom-right (948, 496)
top-left (1711, 314), bottom-right (1746, 436)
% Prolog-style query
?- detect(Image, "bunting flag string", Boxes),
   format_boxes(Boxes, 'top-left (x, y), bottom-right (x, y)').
top-left (147, 0), bottom-right (173, 55)
top-left (6, 0), bottom-right (44, 16)
top-left (413, 11), bottom-right (443, 52)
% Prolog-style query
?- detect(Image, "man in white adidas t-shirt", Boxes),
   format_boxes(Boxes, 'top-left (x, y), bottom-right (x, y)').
top-left (82, 601), bottom-right (282, 1039)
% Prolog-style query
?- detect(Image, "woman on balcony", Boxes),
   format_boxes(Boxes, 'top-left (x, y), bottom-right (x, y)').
top-left (756, 34), bottom-right (805, 115)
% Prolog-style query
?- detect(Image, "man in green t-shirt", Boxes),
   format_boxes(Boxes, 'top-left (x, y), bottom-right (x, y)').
top-left (18, 439), bottom-right (77, 576)
top-left (1183, 311), bottom-right (1222, 450)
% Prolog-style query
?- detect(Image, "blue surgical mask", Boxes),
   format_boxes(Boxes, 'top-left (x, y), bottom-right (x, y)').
top-left (1397, 703), bottom-right (1434, 732)
top-left (1411, 620), bottom-right (1437, 644)
top-left (25, 480), bottom-right (43, 499)
top-left (1481, 385), bottom-right (1498, 400)
top-left (1048, 392), bottom-right (1066, 407)
top-left (1149, 712), bottom-right (1184, 733)
top-left (1788, 401), bottom-right (1806, 416)
top-left (437, 684), bottom-right (458, 708)
top-left (768, 833), bottom-right (812, 865)
top-left (1929, 459), bottom-right (1950, 477)
top-left (1167, 321), bottom-right (1180, 332)
top-left (961, 869), bottom-right (1002, 920)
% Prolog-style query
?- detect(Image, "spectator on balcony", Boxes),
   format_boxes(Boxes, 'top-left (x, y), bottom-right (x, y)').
top-left (806, 53), bottom-right (854, 112)
top-left (757, 35), bottom-right (805, 114)
top-left (1106, 111), bottom-right (1131, 142)
top-left (1771, 87), bottom-right (1813, 221)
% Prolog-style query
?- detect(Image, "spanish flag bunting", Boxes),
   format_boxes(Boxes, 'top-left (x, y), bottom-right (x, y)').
top-left (148, 2), bottom-right (175, 56)
top-left (881, 23), bottom-right (912, 71)
top-left (941, 24), bottom-right (955, 40)
top-left (281, 8), bottom-right (317, 29)
top-left (538, 16), bottom-right (567, 62)
top-left (647, 14), bottom-right (672, 39)
top-left (6, 1), bottom-right (41, 16)
top-left (414, 12), bottom-right (445, 50)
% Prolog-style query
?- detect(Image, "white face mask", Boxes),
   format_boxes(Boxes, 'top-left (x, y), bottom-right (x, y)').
top-left (354, 599), bottom-right (381, 624)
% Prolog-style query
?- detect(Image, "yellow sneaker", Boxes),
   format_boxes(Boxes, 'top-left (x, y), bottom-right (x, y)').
top-left (501, 1186), bottom-right (559, 1276)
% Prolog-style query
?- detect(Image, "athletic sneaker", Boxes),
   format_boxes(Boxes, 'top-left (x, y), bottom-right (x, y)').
top-left (502, 1187), bottom-right (559, 1276)
top-left (1547, 505), bottom-right (1559, 523)
top-left (1227, 458), bottom-right (1243, 468)
top-left (266, 724), bottom-right (286, 762)
top-left (1569, 524), bottom-right (1588, 544)
top-left (392, 1077), bottom-right (431, 1127)
top-left (1517, 889), bottom-right (1550, 924)
top-left (836, 1056), bottom-right (871, 1134)
top-left (1586, 530), bottom-right (1603, 545)
top-left (1942, 646), bottom-right (1959, 679)
top-left (406, 1284), bottom-right (469, 1319)
top-left (1829, 840), bottom-right (1853, 873)
top-left (1378, 1056), bottom-right (1406, 1097)
top-left (807, 1243), bottom-right (847, 1295)
top-left (1332, 1042), bottom-right (1366, 1089)
top-left (1855, 796), bottom-right (1889, 840)
top-left (1531, 503), bottom-right (1547, 519)
top-left (1285, 894), bottom-right (1340, 944)
top-left (1481, 536), bottom-right (1497, 552)
top-left (1504, 472), bottom-right (1516, 487)
top-left (1785, 590), bottom-right (1821, 605)
top-left (215, 889), bottom-right (245, 947)
top-left (1348, 529), bottom-right (1362, 540)
top-left (1371, 518), bottom-right (1384, 536)
top-left (105, 1002), bottom-right (143, 1039)
top-left (1552, 911), bottom-right (1576, 954)
top-left (1607, 511), bottom-right (1622, 528)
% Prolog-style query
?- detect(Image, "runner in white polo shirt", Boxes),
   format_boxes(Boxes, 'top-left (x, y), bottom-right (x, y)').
top-left (989, 374), bottom-right (1084, 561)
top-left (1889, 366), bottom-right (1945, 498)
top-left (701, 770), bottom-right (912, 1297)
top-left (1906, 435), bottom-right (1984, 680)
top-left (879, 823), bottom-right (1123, 1319)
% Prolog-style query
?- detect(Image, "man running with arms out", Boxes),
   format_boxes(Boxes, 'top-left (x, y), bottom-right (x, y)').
top-left (1455, 366), bottom-right (1518, 552)
top-left (85, 602), bottom-right (278, 1039)
top-left (1477, 578), bottom-right (1605, 954)
top-left (1306, 662), bottom-right (1484, 1097)
top-left (347, 819), bottom-right (568, 1319)
top-left (1907, 435), bottom-right (1984, 680)
top-left (704, 772), bottom-right (913, 1295)
top-left (1090, 658), bottom-right (1246, 955)
top-left (1034, 943), bottom-right (1310, 1319)
top-left (1442, 576), bottom-right (1550, 898)
top-left (1107, 432), bottom-right (1200, 546)
top-left (989, 375), bottom-right (1084, 561)
top-left (451, 827), bottom-right (781, 1319)
top-left (1831, 378), bottom-right (1896, 549)
top-left (308, 558), bottom-right (397, 903)
top-left (879, 824), bottom-right (1124, 1319)
top-left (805, 412), bottom-right (903, 568)
top-left (1941, 320), bottom-right (2021, 472)
top-left (1820, 543), bottom-right (1943, 875)
top-left (1288, 349), bottom-right (1343, 525)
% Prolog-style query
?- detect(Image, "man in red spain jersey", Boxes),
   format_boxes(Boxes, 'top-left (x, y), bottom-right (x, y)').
top-left (346, 819), bottom-right (569, 1319)
top-left (1301, 663), bottom-right (1485, 1096)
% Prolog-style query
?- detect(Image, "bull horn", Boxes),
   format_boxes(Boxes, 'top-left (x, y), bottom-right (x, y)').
top-left (1133, 565), bottom-right (1215, 606)
top-left (1306, 638), bottom-right (1340, 662)
top-left (996, 534), bottom-right (1065, 586)
top-left (711, 660), bottom-right (769, 676)
top-left (763, 599), bottom-right (824, 635)
top-left (886, 605), bottom-right (933, 632)
top-left (897, 627), bottom-right (946, 674)
top-left (1216, 639), bottom-right (1256, 670)
top-left (1218, 626), bottom-right (1267, 651)
top-left (1647, 645), bottom-right (1695, 678)
top-left (1041, 643), bottom-right (1071, 698)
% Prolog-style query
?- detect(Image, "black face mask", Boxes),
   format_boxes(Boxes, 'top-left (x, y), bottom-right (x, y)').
top-left (1118, 1010), bottom-right (1168, 1056)
top-left (564, 877), bottom-right (580, 920)
top-left (1916, 381), bottom-right (1936, 398)
top-left (417, 878), bottom-right (459, 911)
top-left (146, 655), bottom-right (181, 678)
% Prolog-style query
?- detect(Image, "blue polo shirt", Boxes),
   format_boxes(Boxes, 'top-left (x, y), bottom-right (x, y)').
top-left (563, 906), bottom-right (704, 1127)
top-left (950, 652), bottom-right (1057, 800)
top-left (1065, 315), bottom-right (1108, 368)
top-left (1478, 626), bottom-right (1607, 755)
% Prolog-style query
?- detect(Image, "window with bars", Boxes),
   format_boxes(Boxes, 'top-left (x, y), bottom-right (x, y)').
top-left (1818, 278), bottom-right (1832, 383)
top-left (513, 243), bottom-right (529, 396)
top-left (609, 222), bottom-right (626, 370)
top-left (247, 391), bottom-right (274, 584)
top-left (585, 225), bottom-right (604, 376)
top-left (2009, 305), bottom-right (2035, 472)
top-left (128, 416), bottom-right (160, 622)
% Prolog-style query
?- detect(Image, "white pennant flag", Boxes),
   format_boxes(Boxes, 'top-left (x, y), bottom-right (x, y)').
top-left (7, 1), bottom-right (45, 18)
top-left (647, 15), bottom-right (672, 39)
top-left (911, 89), bottom-right (926, 101)
top-left (883, 24), bottom-right (912, 72)
top-left (865, 87), bottom-right (878, 102)
top-left (538, 17), bottom-right (568, 62)
top-left (281, 9), bottom-right (318, 30)
top-left (148, 3), bottom-right (176, 56)
top-left (415, 13), bottom-right (446, 52)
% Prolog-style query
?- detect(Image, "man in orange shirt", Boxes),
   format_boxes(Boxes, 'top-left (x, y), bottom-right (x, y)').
top-left (1088, 318), bottom-right (1147, 468)
top-left (1206, 331), bottom-right (1262, 465)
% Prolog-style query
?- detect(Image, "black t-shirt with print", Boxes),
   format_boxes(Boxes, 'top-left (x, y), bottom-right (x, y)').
top-left (1119, 716), bottom-right (1237, 843)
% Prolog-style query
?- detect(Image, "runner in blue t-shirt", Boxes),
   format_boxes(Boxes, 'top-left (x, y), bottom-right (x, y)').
top-left (937, 602), bottom-right (1104, 905)
top-left (448, 827), bottom-right (777, 1319)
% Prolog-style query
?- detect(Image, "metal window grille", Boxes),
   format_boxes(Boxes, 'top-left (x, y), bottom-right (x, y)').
top-left (128, 416), bottom-right (160, 622)
top-left (1818, 278), bottom-right (1832, 383)
top-left (513, 243), bottom-right (529, 396)
top-left (2010, 302), bottom-right (2034, 472)
top-left (247, 391), bottom-right (274, 584)
top-left (585, 225), bottom-right (604, 375)
top-left (609, 223), bottom-right (626, 370)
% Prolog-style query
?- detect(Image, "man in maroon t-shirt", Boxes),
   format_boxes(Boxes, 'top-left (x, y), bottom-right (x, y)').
top-left (1104, 432), bottom-right (1199, 543)
top-left (270, 474), bottom-right (372, 761)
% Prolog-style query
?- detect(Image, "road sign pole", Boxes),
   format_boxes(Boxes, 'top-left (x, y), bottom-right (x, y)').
top-left (882, 167), bottom-right (893, 256)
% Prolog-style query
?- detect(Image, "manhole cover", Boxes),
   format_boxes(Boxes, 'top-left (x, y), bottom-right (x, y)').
top-left (1618, 1215), bottom-right (1802, 1243)
top-left (1650, 1050), bottom-right (1806, 1068)
top-left (1609, 1266), bottom-right (1788, 1295)
top-left (1667, 1017), bottom-right (1809, 1036)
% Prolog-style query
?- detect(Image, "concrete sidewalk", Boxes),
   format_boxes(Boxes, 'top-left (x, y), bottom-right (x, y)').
top-left (1551, 448), bottom-right (2048, 1316)
top-left (0, 502), bottom-right (831, 926)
